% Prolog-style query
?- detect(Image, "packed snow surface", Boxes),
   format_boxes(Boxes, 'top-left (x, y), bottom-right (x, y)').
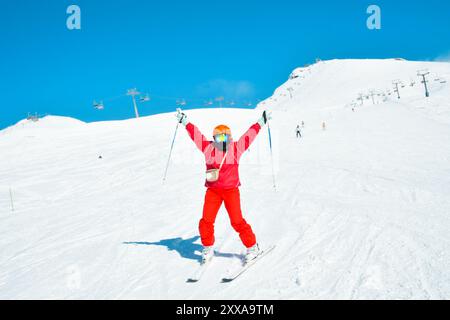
top-left (1, 59), bottom-right (450, 299)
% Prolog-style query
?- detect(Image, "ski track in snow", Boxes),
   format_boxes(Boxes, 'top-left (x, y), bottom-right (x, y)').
top-left (0, 59), bottom-right (450, 299)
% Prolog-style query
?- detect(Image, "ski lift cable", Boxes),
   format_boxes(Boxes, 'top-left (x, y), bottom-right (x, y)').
top-left (92, 90), bottom-right (262, 108)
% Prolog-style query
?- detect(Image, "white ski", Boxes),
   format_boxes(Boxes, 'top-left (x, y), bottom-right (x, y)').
top-left (186, 257), bottom-right (213, 283)
top-left (187, 246), bottom-right (223, 283)
top-left (221, 245), bottom-right (276, 283)
top-left (187, 237), bottom-right (229, 283)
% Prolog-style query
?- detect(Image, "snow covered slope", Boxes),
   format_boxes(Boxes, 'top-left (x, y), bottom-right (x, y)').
top-left (1, 59), bottom-right (450, 299)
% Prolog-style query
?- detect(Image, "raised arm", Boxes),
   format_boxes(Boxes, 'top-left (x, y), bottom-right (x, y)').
top-left (237, 122), bottom-right (261, 153)
top-left (176, 109), bottom-right (211, 153)
top-left (186, 122), bottom-right (211, 153)
top-left (236, 111), bottom-right (272, 155)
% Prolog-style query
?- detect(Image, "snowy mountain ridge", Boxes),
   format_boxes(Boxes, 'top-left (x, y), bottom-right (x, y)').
top-left (1, 59), bottom-right (450, 299)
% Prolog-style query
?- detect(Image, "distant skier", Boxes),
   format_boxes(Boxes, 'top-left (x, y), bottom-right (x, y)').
top-left (322, 121), bottom-right (326, 131)
top-left (175, 109), bottom-right (272, 265)
top-left (296, 125), bottom-right (302, 138)
top-left (301, 121), bottom-right (305, 128)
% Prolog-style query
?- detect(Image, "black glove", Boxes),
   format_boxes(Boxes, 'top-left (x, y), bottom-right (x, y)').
top-left (257, 110), bottom-right (272, 126)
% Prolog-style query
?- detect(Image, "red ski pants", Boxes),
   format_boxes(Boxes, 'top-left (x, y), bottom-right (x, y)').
top-left (199, 188), bottom-right (256, 248)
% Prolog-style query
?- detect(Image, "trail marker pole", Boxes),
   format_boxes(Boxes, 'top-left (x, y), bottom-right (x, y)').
top-left (9, 187), bottom-right (14, 212)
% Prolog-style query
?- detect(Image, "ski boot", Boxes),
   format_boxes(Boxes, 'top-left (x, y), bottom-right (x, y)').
top-left (245, 243), bottom-right (261, 264)
top-left (201, 246), bottom-right (214, 265)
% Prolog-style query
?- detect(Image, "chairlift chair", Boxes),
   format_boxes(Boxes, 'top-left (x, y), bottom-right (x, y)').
top-left (176, 99), bottom-right (187, 106)
top-left (140, 94), bottom-right (150, 102)
top-left (93, 100), bottom-right (104, 110)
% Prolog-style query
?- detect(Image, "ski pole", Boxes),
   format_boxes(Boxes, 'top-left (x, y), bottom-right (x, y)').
top-left (267, 118), bottom-right (277, 191)
top-left (163, 120), bottom-right (180, 183)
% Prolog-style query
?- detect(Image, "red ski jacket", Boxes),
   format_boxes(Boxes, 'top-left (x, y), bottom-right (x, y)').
top-left (186, 122), bottom-right (262, 189)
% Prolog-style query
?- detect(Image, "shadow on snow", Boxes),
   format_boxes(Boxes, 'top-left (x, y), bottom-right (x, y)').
top-left (123, 236), bottom-right (244, 262)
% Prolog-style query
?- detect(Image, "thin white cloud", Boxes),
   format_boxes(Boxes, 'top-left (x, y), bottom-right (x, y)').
top-left (434, 51), bottom-right (450, 62)
top-left (196, 79), bottom-right (255, 99)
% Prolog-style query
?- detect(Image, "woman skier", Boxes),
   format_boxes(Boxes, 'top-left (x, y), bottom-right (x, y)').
top-left (175, 109), bottom-right (272, 265)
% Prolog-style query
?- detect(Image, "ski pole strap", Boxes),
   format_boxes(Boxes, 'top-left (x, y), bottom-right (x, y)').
top-left (176, 108), bottom-right (185, 124)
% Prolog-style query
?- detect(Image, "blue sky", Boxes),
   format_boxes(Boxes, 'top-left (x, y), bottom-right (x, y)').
top-left (0, 0), bottom-right (449, 129)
